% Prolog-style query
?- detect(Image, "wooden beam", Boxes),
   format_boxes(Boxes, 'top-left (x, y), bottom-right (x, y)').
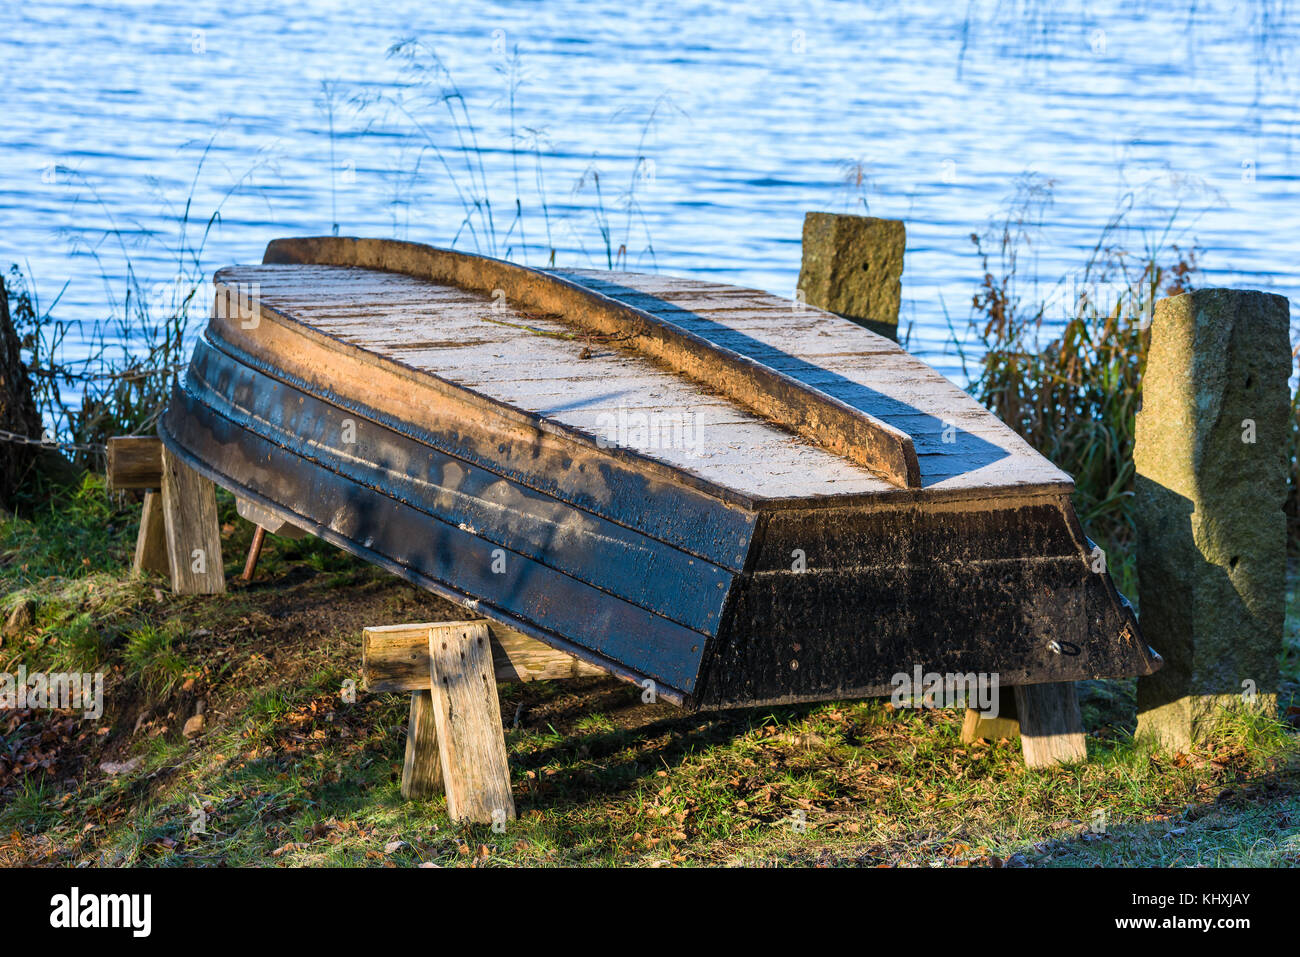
top-left (132, 490), bottom-right (170, 577)
top-left (960, 684), bottom-right (1020, 744)
top-left (426, 621), bottom-right (516, 824)
top-left (1014, 681), bottom-right (1087, 768)
top-left (235, 495), bottom-right (305, 539)
top-left (362, 620), bottom-right (605, 692)
top-left (159, 444), bottom-right (226, 595)
top-left (106, 435), bottom-right (163, 490)
top-left (401, 690), bottom-right (443, 800)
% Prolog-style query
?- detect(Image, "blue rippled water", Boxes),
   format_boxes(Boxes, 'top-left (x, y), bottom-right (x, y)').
top-left (3, 0), bottom-right (1298, 379)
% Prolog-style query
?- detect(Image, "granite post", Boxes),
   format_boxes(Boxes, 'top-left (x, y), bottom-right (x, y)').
top-left (1135, 288), bottom-right (1291, 748)
top-left (797, 212), bottom-right (905, 340)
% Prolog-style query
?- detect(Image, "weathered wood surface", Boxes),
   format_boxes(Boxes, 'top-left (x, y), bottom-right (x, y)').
top-left (132, 490), bottom-right (170, 577)
top-left (106, 435), bottom-right (163, 490)
top-left (259, 238), bottom-right (921, 489)
top-left (168, 355), bottom-right (1156, 705)
top-left (401, 690), bottom-right (443, 800)
top-left (210, 266), bottom-right (897, 505)
top-left (164, 384), bottom-right (708, 700)
top-left (159, 444), bottom-right (226, 595)
top-left (158, 237), bottom-right (1156, 709)
top-left (960, 681), bottom-right (1087, 768)
top-left (697, 499), bottom-right (1157, 709)
top-left (241, 237), bottom-right (1072, 499)
top-left (364, 621), bottom-right (605, 692)
top-left (425, 621), bottom-right (516, 823)
top-left (1014, 682), bottom-right (1087, 767)
top-left (181, 335), bottom-right (743, 620)
top-left (557, 269), bottom-right (1064, 492)
top-left (235, 495), bottom-right (305, 539)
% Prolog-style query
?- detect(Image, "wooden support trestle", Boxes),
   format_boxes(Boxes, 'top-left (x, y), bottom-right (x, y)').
top-left (961, 680), bottom-right (1087, 768)
top-left (362, 619), bottom-right (608, 823)
top-left (108, 435), bottom-right (225, 595)
top-left (425, 621), bottom-right (516, 824)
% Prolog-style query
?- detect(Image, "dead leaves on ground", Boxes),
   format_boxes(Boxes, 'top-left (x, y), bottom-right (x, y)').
top-left (0, 709), bottom-right (94, 788)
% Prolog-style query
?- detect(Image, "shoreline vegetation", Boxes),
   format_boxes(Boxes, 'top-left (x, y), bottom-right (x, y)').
top-left (2, 47), bottom-right (1298, 868)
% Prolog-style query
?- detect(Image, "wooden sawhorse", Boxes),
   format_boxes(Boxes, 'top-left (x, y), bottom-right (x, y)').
top-left (362, 620), bottom-right (602, 824)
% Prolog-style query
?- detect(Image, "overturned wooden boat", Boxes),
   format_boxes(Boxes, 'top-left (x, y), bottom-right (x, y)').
top-left (160, 237), bottom-right (1160, 709)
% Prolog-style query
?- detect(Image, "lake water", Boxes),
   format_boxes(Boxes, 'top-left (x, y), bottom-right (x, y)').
top-left (3, 0), bottom-right (1299, 380)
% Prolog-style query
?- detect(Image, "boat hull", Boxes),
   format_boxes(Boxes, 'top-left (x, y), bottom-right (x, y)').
top-left (160, 244), bottom-right (1160, 707)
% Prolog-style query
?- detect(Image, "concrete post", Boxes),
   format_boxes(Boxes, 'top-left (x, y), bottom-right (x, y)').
top-left (1134, 288), bottom-right (1291, 749)
top-left (797, 212), bottom-right (905, 340)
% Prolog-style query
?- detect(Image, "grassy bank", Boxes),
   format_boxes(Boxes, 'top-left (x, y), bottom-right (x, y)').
top-left (2, 477), bottom-right (1297, 867)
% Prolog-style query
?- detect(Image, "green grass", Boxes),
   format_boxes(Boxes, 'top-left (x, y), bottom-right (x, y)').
top-left (46, 612), bottom-right (107, 674)
top-left (1, 473), bottom-right (135, 581)
top-left (1, 474), bottom-right (1297, 868)
top-left (122, 623), bottom-right (192, 698)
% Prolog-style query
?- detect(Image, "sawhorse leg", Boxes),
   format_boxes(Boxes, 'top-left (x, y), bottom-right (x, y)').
top-left (399, 621), bottom-right (516, 825)
top-left (114, 436), bottom-right (225, 596)
top-left (158, 445), bottom-right (226, 595)
top-left (401, 690), bottom-right (443, 800)
top-left (962, 681), bottom-right (1087, 768)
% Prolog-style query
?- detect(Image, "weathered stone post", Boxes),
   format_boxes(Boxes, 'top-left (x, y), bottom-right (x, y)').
top-left (797, 212), bottom-right (905, 340)
top-left (1135, 288), bottom-right (1291, 749)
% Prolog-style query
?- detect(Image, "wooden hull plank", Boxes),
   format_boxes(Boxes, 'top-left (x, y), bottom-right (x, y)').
top-left (182, 336), bottom-right (734, 635)
top-left (259, 238), bottom-right (923, 488)
top-left (553, 269), bottom-right (1071, 493)
top-left (217, 274), bottom-right (901, 504)
top-left (202, 318), bottom-right (760, 565)
top-left (162, 390), bottom-right (711, 695)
